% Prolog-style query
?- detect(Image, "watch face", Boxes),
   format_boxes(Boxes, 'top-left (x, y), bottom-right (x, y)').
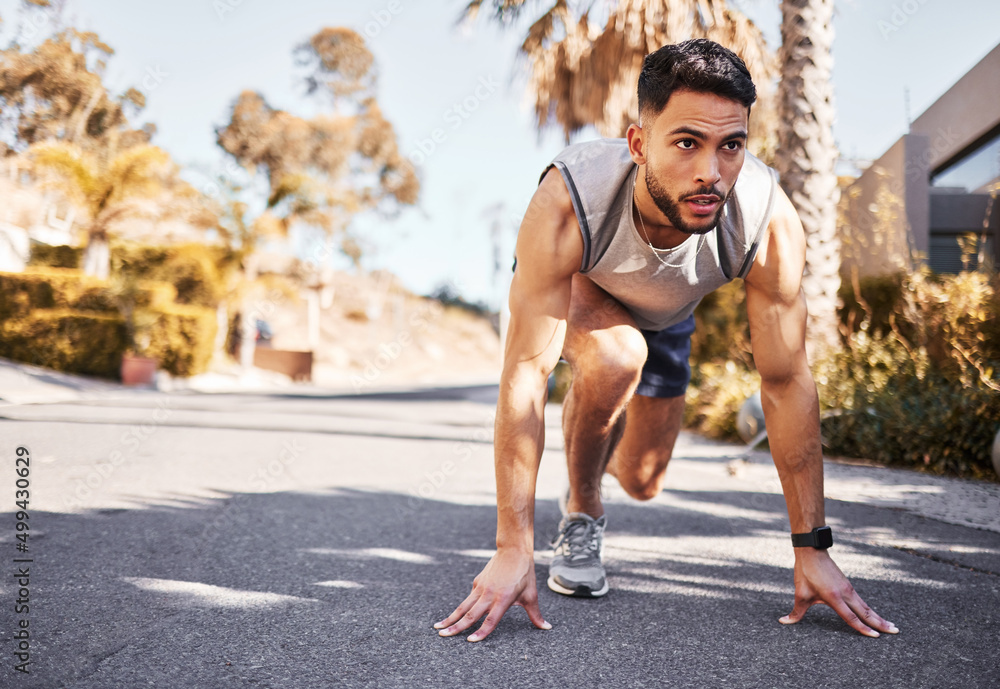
top-left (815, 526), bottom-right (833, 549)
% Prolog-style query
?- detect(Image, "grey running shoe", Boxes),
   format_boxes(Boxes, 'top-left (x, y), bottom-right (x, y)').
top-left (547, 512), bottom-right (609, 597)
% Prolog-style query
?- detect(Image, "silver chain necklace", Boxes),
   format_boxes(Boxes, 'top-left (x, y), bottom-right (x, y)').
top-left (633, 168), bottom-right (674, 268)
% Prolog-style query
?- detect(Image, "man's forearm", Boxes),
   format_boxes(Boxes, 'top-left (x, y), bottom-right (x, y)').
top-left (760, 368), bottom-right (826, 534)
top-left (493, 365), bottom-right (549, 553)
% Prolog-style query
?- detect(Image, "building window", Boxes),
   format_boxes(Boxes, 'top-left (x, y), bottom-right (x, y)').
top-left (932, 128), bottom-right (1000, 192)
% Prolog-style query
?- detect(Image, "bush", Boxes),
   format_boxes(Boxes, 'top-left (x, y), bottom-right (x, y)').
top-left (28, 243), bottom-right (83, 269)
top-left (143, 302), bottom-right (217, 377)
top-left (684, 360), bottom-right (761, 441)
top-left (0, 268), bottom-right (218, 379)
top-left (816, 332), bottom-right (1000, 479)
top-left (0, 268), bottom-right (118, 320)
top-left (685, 265), bottom-right (999, 480)
top-left (838, 273), bottom-right (904, 338)
top-left (29, 242), bottom-right (236, 308)
top-left (814, 267), bottom-right (1000, 479)
top-left (691, 280), bottom-right (752, 368)
top-left (684, 281), bottom-right (756, 439)
top-left (0, 308), bottom-right (126, 378)
top-left (112, 242), bottom-right (236, 308)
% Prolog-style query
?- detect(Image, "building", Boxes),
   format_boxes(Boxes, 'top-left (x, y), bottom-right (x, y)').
top-left (842, 42), bottom-right (1000, 278)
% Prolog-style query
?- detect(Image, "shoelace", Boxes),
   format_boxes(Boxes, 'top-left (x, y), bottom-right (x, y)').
top-left (551, 519), bottom-right (601, 562)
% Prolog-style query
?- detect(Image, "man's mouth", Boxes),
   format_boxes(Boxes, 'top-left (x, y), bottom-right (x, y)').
top-left (684, 194), bottom-right (721, 216)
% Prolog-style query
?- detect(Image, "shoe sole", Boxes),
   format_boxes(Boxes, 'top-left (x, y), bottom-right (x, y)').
top-left (547, 575), bottom-right (610, 598)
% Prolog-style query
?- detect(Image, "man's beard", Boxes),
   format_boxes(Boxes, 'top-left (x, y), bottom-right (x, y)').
top-left (645, 166), bottom-right (730, 235)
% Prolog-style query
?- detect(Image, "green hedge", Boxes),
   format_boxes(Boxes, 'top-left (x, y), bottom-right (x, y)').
top-left (0, 268), bottom-right (118, 320)
top-left (143, 302), bottom-right (217, 377)
top-left (28, 243), bottom-right (83, 269)
top-left (28, 242), bottom-right (238, 309)
top-left (0, 268), bottom-right (218, 379)
top-left (112, 242), bottom-right (236, 308)
top-left (0, 308), bottom-right (127, 378)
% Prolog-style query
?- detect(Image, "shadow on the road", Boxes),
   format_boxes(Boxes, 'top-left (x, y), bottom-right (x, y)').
top-left (12, 485), bottom-right (1000, 688)
top-left (188, 384), bottom-right (502, 405)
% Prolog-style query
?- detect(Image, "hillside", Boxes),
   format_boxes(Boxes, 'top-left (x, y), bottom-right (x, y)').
top-left (265, 270), bottom-right (502, 390)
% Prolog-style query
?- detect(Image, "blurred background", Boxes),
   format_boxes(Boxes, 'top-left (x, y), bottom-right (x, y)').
top-left (1, 0), bottom-right (998, 480)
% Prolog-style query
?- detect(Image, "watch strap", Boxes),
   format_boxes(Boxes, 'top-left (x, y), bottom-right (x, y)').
top-left (791, 526), bottom-right (833, 549)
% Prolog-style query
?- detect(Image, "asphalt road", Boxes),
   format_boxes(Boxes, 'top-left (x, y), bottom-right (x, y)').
top-left (0, 384), bottom-right (998, 688)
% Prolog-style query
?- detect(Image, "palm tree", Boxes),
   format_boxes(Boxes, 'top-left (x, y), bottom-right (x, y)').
top-left (27, 141), bottom-right (172, 279)
top-left (464, 0), bottom-right (778, 159)
top-left (774, 0), bottom-right (841, 354)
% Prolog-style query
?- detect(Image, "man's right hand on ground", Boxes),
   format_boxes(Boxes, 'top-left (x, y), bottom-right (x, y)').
top-left (434, 548), bottom-right (551, 642)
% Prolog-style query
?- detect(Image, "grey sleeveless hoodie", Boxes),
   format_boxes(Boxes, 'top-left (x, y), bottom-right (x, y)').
top-left (541, 138), bottom-right (778, 331)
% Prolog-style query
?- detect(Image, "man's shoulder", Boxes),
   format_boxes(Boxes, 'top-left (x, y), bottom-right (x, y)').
top-left (549, 137), bottom-right (631, 169)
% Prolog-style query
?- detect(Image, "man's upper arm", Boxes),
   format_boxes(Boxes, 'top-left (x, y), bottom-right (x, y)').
top-left (743, 186), bottom-right (809, 382)
top-left (504, 168), bottom-right (583, 374)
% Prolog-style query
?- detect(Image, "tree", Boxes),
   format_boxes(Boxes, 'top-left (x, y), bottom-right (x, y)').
top-left (216, 28), bottom-right (418, 257)
top-left (215, 27), bottom-right (419, 365)
top-left (0, 28), bottom-right (152, 156)
top-left (27, 141), bottom-right (211, 278)
top-left (463, 0), bottom-right (778, 159)
top-left (774, 0), bottom-right (840, 354)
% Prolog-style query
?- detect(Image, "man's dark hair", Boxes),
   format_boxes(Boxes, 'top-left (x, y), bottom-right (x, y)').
top-left (637, 38), bottom-right (756, 123)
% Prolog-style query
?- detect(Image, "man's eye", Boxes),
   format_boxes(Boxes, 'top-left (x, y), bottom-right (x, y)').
top-left (677, 140), bottom-right (695, 150)
top-left (723, 141), bottom-right (743, 151)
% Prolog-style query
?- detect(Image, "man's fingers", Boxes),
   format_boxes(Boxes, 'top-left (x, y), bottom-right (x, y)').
top-left (434, 589), bottom-right (479, 630)
top-left (516, 588), bottom-right (552, 631)
top-left (437, 597), bottom-right (490, 637)
top-left (827, 595), bottom-right (880, 638)
top-left (468, 600), bottom-right (513, 642)
top-left (778, 595), bottom-right (814, 625)
top-left (846, 590), bottom-right (900, 635)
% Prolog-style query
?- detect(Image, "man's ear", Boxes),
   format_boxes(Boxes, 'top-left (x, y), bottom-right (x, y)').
top-left (626, 123), bottom-right (646, 166)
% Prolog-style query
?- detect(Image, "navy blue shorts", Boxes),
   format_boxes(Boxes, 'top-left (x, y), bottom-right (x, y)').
top-left (635, 315), bottom-right (696, 398)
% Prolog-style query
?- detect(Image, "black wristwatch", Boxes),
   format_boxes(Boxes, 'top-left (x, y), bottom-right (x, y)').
top-left (791, 526), bottom-right (833, 549)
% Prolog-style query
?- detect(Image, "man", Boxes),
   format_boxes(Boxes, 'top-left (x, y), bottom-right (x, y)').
top-left (435, 39), bottom-right (898, 642)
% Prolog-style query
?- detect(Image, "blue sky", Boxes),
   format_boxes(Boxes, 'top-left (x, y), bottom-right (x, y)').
top-left (4, 0), bottom-right (1000, 304)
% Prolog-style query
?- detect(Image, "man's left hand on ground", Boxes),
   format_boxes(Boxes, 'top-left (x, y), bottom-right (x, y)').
top-left (779, 548), bottom-right (900, 637)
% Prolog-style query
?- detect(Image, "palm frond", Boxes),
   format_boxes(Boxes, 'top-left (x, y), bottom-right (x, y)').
top-left (104, 145), bottom-right (171, 207)
top-left (26, 141), bottom-right (101, 211)
top-left (509, 0), bottom-right (777, 155)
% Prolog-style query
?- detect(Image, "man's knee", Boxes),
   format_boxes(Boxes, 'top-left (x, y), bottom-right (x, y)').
top-left (569, 326), bottom-right (647, 391)
top-left (615, 449), bottom-right (672, 501)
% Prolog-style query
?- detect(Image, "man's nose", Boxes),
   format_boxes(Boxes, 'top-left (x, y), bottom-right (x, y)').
top-left (694, 153), bottom-right (721, 187)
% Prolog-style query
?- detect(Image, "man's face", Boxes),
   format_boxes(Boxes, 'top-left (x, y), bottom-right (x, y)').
top-left (636, 89), bottom-right (749, 235)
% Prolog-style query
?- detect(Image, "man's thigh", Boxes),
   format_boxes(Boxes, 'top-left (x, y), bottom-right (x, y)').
top-left (562, 273), bottom-right (641, 364)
